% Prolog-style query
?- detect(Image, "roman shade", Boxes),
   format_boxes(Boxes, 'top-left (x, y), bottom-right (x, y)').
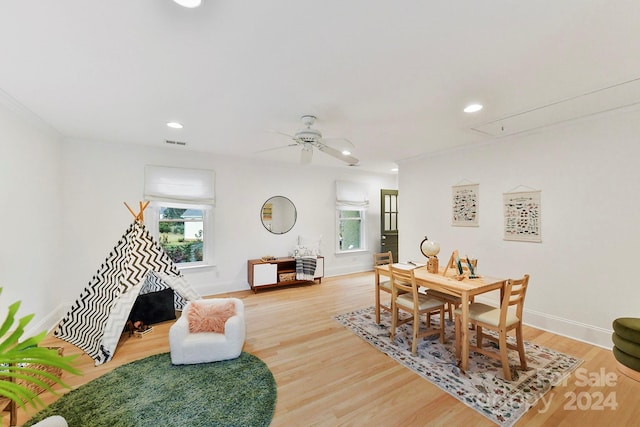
top-left (144, 165), bottom-right (215, 205)
top-left (335, 180), bottom-right (369, 210)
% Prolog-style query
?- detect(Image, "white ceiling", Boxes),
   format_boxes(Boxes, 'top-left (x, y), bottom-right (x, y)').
top-left (1, 1), bottom-right (639, 173)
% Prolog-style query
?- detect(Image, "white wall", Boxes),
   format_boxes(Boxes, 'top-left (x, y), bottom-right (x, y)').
top-left (0, 99), bottom-right (63, 331)
top-left (3, 92), bottom-right (637, 350)
top-left (398, 107), bottom-right (640, 348)
top-left (60, 140), bottom-right (397, 301)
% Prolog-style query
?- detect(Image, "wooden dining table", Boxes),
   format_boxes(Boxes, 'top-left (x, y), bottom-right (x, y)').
top-left (375, 263), bottom-right (507, 372)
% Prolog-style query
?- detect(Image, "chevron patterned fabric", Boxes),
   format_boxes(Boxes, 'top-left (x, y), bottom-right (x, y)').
top-left (54, 222), bottom-right (200, 365)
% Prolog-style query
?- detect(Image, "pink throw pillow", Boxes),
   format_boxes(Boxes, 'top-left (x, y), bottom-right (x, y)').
top-left (187, 300), bottom-right (236, 333)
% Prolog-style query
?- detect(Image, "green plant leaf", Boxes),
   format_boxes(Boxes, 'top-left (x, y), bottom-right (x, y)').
top-left (0, 287), bottom-right (81, 411)
top-left (0, 299), bottom-right (21, 337)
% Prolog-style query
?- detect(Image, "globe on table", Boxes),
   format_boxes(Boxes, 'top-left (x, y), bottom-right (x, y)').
top-left (420, 237), bottom-right (440, 258)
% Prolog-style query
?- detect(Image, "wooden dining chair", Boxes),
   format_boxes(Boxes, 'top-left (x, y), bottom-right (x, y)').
top-left (454, 274), bottom-right (530, 381)
top-left (373, 251), bottom-right (394, 323)
top-left (389, 264), bottom-right (445, 356)
top-left (426, 289), bottom-right (460, 321)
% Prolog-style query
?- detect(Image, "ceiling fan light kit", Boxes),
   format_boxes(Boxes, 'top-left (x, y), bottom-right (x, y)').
top-left (301, 143), bottom-right (313, 164)
top-left (173, 0), bottom-right (202, 8)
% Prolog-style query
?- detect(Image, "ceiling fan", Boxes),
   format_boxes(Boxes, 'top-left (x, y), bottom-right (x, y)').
top-left (262, 115), bottom-right (359, 166)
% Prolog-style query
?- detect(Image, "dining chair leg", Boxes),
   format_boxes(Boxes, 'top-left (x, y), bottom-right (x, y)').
top-left (499, 331), bottom-right (512, 381)
top-left (516, 326), bottom-right (527, 369)
top-left (411, 311), bottom-right (419, 356)
top-left (476, 325), bottom-right (484, 348)
top-left (390, 302), bottom-right (397, 341)
top-left (454, 314), bottom-right (462, 359)
top-left (375, 285), bottom-right (381, 324)
top-left (439, 307), bottom-right (445, 344)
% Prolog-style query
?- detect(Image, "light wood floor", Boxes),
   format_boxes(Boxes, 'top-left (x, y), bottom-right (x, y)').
top-left (7, 271), bottom-right (640, 426)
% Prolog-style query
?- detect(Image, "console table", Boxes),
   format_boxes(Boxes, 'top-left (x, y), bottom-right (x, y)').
top-left (247, 256), bottom-right (324, 292)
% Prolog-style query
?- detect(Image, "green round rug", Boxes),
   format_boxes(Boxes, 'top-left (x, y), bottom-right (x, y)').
top-left (25, 352), bottom-right (277, 427)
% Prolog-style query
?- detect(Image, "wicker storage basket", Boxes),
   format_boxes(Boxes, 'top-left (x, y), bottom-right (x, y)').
top-left (279, 272), bottom-right (296, 282)
top-left (1, 347), bottom-right (64, 396)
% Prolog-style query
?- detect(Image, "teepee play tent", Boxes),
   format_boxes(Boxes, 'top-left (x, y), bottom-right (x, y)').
top-left (55, 215), bottom-right (200, 365)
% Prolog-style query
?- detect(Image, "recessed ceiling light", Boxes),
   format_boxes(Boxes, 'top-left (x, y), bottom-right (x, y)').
top-left (342, 150), bottom-right (351, 155)
top-left (391, 167), bottom-right (399, 172)
top-left (167, 122), bottom-right (183, 129)
top-left (464, 103), bottom-right (483, 113)
top-left (173, 0), bottom-right (202, 8)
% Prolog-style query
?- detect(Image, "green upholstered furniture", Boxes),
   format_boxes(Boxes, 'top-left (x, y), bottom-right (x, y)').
top-left (612, 317), bottom-right (640, 380)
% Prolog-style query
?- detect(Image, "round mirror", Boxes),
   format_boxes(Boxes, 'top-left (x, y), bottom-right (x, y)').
top-left (260, 196), bottom-right (297, 234)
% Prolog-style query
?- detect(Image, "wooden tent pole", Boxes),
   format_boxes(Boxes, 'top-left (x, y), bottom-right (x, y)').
top-left (124, 201), bottom-right (150, 223)
top-left (124, 202), bottom-right (137, 219)
top-left (138, 201), bottom-right (150, 222)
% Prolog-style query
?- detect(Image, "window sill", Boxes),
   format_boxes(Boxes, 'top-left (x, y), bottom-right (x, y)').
top-left (335, 249), bottom-right (368, 255)
top-left (177, 263), bottom-right (216, 272)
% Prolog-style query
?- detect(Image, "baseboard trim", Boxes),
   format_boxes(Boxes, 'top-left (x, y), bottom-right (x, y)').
top-left (24, 303), bottom-right (68, 339)
top-left (523, 308), bottom-right (612, 349)
top-left (459, 295), bottom-right (613, 350)
top-left (326, 265), bottom-right (371, 277)
top-left (195, 281), bottom-right (250, 296)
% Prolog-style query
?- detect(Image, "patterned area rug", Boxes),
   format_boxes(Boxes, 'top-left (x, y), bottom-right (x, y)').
top-left (335, 306), bottom-right (582, 427)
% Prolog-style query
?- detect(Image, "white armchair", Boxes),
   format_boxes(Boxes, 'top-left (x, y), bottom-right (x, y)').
top-left (32, 415), bottom-right (68, 427)
top-left (169, 298), bottom-right (246, 365)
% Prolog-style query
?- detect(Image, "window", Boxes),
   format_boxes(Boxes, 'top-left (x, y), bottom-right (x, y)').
top-left (146, 202), bottom-right (213, 268)
top-left (335, 180), bottom-right (369, 253)
top-left (144, 165), bottom-right (215, 268)
top-left (337, 209), bottom-right (365, 251)
top-left (158, 205), bottom-right (205, 265)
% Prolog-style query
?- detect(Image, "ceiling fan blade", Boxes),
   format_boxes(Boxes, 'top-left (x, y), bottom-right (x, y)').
top-left (268, 129), bottom-right (296, 138)
top-left (317, 144), bottom-right (359, 165)
top-left (322, 137), bottom-right (355, 152)
top-left (300, 145), bottom-right (313, 164)
top-left (255, 143), bottom-right (298, 154)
